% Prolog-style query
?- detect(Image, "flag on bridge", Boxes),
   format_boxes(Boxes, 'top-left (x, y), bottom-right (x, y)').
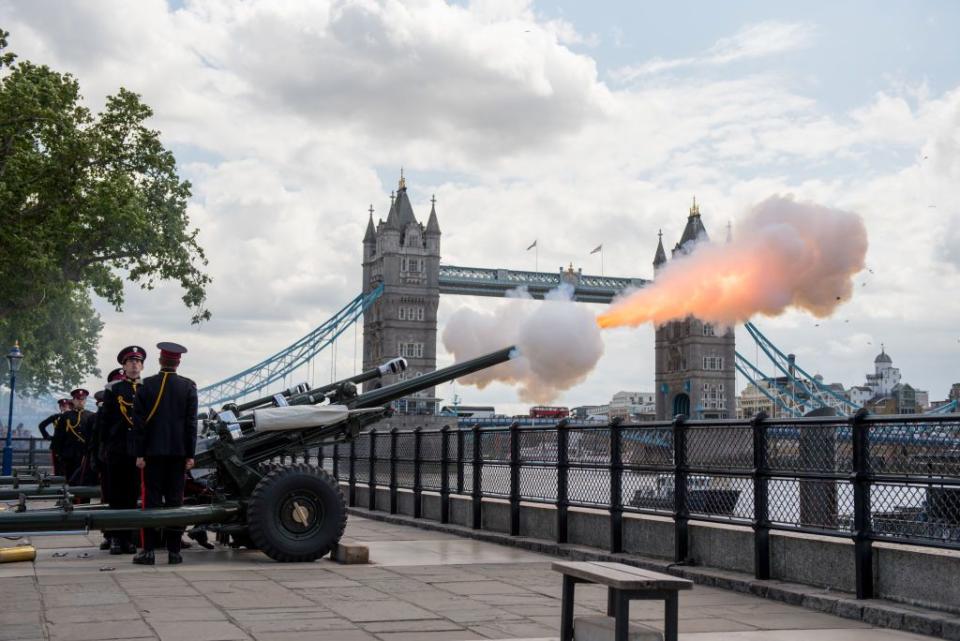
top-left (590, 244), bottom-right (602, 254)
top-left (527, 240), bottom-right (537, 251)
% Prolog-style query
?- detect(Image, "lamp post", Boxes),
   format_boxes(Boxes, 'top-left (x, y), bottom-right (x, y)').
top-left (2, 342), bottom-right (24, 475)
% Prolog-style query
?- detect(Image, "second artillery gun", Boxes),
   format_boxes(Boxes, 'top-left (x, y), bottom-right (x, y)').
top-left (0, 347), bottom-right (516, 562)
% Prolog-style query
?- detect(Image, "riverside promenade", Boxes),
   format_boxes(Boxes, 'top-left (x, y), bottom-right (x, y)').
top-left (0, 515), bottom-right (939, 641)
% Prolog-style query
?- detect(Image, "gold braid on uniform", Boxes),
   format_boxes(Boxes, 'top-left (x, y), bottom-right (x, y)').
top-left (64, 413), bottom-right (85, 444)
top-left (145, 373), bottom-right (170, 424)
top-left (117, 383), bottom-right (139, 427)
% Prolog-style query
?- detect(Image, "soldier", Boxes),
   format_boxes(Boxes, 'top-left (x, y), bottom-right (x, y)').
top-left (93, 366), bottom-right (132, 553)
top-left (132, 342), bottom-right (198, 566)
top-left (38, 398), bottom-right (71, 475)
top-left (52, 389), bottom-right (96, 485)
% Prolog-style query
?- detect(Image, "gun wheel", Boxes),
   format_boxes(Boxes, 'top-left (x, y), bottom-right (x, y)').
top-left (247, 464), bottom-right (346, 562)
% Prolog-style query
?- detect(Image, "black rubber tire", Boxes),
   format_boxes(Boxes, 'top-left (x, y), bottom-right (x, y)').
top-left (247, 464), bottom-right (346, 562)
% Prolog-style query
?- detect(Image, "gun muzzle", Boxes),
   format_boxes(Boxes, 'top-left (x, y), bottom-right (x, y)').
top-left (349, 346), bottom-right (515, 409)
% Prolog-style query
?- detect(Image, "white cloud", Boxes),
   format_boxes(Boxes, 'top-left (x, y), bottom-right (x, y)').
top-left (1, 1), bottom-right (958, 408)
top-left (611, 21), bottom-right (815, 82)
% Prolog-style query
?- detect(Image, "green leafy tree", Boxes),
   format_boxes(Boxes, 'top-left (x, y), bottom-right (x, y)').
top-left (0, 30), bottom-right (210, 395)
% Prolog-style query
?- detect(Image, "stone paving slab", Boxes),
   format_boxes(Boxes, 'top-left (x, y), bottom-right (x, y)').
top-left (0, 514), bottom-right (951, 640)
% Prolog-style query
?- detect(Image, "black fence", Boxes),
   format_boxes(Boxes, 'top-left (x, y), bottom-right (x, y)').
top-left (312, 411), bottom-right (960, 600)
top-left (3, 437), bottom-right (54, 470)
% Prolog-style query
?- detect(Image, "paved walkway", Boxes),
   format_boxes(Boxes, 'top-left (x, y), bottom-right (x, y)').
top-left (0, 516), bottom-right (937, 641)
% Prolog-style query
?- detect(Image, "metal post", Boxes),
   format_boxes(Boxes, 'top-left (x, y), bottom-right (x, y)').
top-left (413, 427), bottom-right (422, 519)
top-left (348, 439), bottom-right (357, 507)
top-left (509, 421), bottom-right (520, 536)
top-left (317, 444), bottom-right (324, 470)
top-left (851, 408), bottom-right (874, 599)
top-left (2, 369), bottom-right (16, 475)
top-left (368, 428), bottom-right (377, 511)
top-left (389, 427), bottom-right (398, 515)
top-left (28, 438), bottom-right (36, 470)
top-left (472, 425), bottom-right (482, 529)
top-left (332, 442), bottom-right (339, 479)
top-left (609, 417), bottom-right (623, 553)
top-left (456, 428), bottom-right (465, 494)
top-left (751, 411), bottom-right (770, 580)
top-left (556, 420), bottom-right (569, 543)
top-left (672, 414), bottom-right (689, 563)
top-left (440, 426), bottom-right (450, 524)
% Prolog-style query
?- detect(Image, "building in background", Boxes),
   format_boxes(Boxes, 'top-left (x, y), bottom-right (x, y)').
top-left (852, 348), bottom-right (928, 415)
top-left (654, 199), bottom-right (736, 420)
top-left (362, 174), bottom-right (442, 415)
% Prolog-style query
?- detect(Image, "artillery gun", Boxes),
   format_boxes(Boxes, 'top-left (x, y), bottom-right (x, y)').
top-left (0, 346), bottom-right (515, 561)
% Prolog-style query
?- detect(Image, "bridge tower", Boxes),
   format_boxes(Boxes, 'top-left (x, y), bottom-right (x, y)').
top-left (654, 198), bottom-right (736, 420)
top-left (361, 174), bottom-right (441, 414)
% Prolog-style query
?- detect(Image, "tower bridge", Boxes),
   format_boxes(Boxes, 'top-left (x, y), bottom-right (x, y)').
top-left (199, 176), bottom-right (857, 420)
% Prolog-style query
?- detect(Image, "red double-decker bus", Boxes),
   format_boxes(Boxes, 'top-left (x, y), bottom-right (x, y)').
top-left (529, 406), bottom-right (569, 419)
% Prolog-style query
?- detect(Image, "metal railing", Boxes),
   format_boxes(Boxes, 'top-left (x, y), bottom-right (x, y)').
top-left (311, 411), bottom-right (960, 600)
top-left (4, 437), bottom-right (54, 471)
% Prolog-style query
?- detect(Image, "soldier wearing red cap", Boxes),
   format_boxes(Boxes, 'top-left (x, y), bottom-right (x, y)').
top-left (52, 389), bottom-right (96, 484)
top-left (95, 348), bottom-right (147, 555)
top-left (132, 342), bottom-right (198, 566)
top-left (38, 398), bottom-right (72, 475)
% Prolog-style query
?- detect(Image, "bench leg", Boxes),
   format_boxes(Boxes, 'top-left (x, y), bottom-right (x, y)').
top-left (560, 575), bottom-right (575, 641)
top-left (607, 587), bottom-right (616, 616)
top-left (614, 590), bottom-right (630, 641)
top-left (664, 592), bottom-right (678, 641)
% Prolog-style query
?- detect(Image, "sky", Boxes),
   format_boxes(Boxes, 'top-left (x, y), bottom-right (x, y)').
top-left (1, 0), bottom-right (959, 415)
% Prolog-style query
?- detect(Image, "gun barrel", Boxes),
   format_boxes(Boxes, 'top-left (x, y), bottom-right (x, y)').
top-left (233, 383), bottom-right (311, 413)
top-left (349, 346), bottom-right (515, 409)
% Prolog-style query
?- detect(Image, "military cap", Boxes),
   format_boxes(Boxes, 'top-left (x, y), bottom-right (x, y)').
top-left (157, 341), bottom-right (188, 363)
top-left (107, 368), bottom-right (125, 383)
top-left (57, 398), bottom-right (71, 409)
top-left (70, 388), bottom-right (90, 400)
top-left (94, 390), bottom-right (105, 403)
top-left (117, 345), bottom-right (147, 364)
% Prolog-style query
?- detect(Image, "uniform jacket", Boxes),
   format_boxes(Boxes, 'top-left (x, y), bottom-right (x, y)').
top-left (52, 409), bottom-right (95, 459)
top-left (96, 379), bottom-right (141, 463)
top-left (38, 413), bottom-right (63, 450)
top-left (132, 370), bottom-right (198, 458)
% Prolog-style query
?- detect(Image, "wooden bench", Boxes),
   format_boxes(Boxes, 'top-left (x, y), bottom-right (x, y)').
top-left (552, 561), bottom-right (693, 641)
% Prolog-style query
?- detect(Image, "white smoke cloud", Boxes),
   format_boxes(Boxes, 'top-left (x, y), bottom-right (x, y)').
top-left (442, 284), bottom-right (604, 403)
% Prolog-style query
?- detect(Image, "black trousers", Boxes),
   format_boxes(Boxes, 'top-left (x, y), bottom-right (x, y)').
top-left (61, 456), bottom-right (82, 485)
top-left (106, 459), bottom-right (140, 545)
top-left (141, 456), bottom-right (186, 553)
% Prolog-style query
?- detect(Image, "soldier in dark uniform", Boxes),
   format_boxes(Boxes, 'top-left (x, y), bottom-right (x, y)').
top-left (38, 399), bottom-right (71, 475)
top-left (132, 342), bottom-right (198, 566)
top-left (93, 366), bottom-right (132, 553)
top-left (52, 389), bottom-right (96, 484)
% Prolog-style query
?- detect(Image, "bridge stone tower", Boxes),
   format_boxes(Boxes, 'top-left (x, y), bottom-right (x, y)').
top-left (361, 174), bottom-right (441, 414)
top-left (654, 198), bottom-right (736, 420)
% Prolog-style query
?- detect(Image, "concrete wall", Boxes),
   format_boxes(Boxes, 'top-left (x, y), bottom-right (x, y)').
top-left (338, 483), bottom-right (960, 614)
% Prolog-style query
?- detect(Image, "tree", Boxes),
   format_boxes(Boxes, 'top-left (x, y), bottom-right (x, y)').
top-left (0, 30), bottom-right (211, 394)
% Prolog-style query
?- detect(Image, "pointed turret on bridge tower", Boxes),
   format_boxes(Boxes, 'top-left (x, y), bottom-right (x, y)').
top-left (361, 172), bottom-right (441, 414)
top-left (654, 198), bottom-right (736, 420)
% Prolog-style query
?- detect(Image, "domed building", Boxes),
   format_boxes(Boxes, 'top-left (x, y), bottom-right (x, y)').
top-left (848, 346), bottom-right (928, 414)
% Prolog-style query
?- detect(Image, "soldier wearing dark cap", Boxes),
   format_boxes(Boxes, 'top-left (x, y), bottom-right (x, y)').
top-left (132, 342), bottom-right (198, 565)
top-left (52, 389), bottom-right (96, 485)
top-left (94, 362), bottom-right (141, 553)
top-left (38, 399), bottom-right (71, 475)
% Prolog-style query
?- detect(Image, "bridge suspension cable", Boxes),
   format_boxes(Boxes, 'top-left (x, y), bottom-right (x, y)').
top-left (736, 321), bottom-right (862, 416)
top-left (197, 284), bottom-right (383, 408)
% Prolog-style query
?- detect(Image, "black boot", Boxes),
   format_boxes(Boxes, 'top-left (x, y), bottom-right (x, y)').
top-left (109, 539), bottom-right (123, 555)
top-left (99, 537), bottom-right (112, 551)
top-left (132, 550), bottom-right (155, 565)
top-left (168, 552), bottom-right (183, 565)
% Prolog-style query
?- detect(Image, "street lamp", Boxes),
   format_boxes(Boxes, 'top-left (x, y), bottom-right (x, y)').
top-left (2, 342), bottom-right (24, 475)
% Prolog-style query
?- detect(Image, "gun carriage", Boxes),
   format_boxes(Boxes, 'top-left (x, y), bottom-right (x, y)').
top-left (0, 347), bottom-right (515, 561)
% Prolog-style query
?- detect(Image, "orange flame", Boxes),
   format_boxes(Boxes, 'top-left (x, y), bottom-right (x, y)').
top-left (597, 196), bottom-right (868, 329)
